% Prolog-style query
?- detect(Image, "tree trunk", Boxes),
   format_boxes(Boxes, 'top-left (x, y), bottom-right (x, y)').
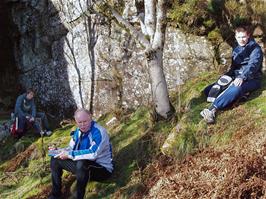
top-left (146, 49), bottom-right (174, 119)
top-left (145, 0), bottom-right (175, 119)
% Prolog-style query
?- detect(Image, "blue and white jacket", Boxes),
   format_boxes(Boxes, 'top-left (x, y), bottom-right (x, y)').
top-left (68, 121), bottom-right (113, 173)
top-left (227, 38), bottom-right (263, 81)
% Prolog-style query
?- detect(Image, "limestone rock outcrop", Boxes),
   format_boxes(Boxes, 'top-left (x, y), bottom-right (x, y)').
top-left (7, 0), bottom-right (226, 117)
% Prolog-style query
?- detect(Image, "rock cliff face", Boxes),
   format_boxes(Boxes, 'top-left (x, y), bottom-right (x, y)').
top-left (6, 0), bottom-right (231, 117)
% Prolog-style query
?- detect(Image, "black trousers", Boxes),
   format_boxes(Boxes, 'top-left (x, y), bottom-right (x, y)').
top-left (50, 157), bottom-right (112, 199)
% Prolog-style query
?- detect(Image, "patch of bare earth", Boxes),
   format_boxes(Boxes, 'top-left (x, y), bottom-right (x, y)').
top-left (4, 144), bottom-right (36, 172)
top-left (144, 124), bottom-right (266, 198)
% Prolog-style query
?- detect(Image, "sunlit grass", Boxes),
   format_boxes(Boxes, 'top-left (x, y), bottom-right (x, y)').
top-left (0, 73), bottom-right (265, 198)
top-left (168, 72), bottom-right (266, 159)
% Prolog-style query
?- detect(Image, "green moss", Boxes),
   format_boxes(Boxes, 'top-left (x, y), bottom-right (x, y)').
top-left (169, 0), bottom-right (266, 45)
top-left (225, 0), bottom-right (248, 18)
top-left (169, 0), bottom-right (210, 34)
top-left (1, 72), bottom-right (265, 198)
top-left (0, 171), bottom-right (44, 199)
top-left (203, 19), bottom-right (215, 29)
top-left (0, 135), bottom-right (36, 164)
top-left (207, 28), bottom-right (222, 42)
top-left (0, 105), bottom-right (156, 198)
top-left (173, 128), bottom-right (198, 159)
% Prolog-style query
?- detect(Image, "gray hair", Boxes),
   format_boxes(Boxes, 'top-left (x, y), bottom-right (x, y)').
top-left (74, 108), bottom-right (91, 118)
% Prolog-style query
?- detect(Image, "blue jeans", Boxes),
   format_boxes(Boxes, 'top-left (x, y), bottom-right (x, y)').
top-left (204, 79), bottom-right (261, 110)
top-left (17, 112), bottom-right (50, 134)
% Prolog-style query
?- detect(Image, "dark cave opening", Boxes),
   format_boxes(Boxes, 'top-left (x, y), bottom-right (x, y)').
top-left (0, 1), bottom-right (19, 111)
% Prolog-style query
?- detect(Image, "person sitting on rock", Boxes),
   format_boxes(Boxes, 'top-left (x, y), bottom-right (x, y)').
top-left (14, 88), bottom-right (52, 136)
top-left (48, 108), bottom-right (113, 199)
top-left (200, 23), bottom-right (263, 124)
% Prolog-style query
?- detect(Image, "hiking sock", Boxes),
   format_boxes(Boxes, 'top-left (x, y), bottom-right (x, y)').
top-left (208, 105), bottom-right (217, 114)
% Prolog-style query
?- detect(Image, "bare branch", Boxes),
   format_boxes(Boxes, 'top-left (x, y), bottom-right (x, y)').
top-left (108, 5), bottom-right (151, 49)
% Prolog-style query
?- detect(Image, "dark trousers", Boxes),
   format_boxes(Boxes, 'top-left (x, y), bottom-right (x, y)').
top-left (17, 112), bottom-right (50, 134)
top-left (204, 79), bottom-right (261, 110)
top-left (50, 157), bottom-right (112, 199)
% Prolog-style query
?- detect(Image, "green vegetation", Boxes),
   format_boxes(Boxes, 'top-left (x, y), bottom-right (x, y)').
top-left (167, 72), bottom-right (266, 159)
top-left (207, 28), bottom-right (223, 43)
top-left (0, 1), bottom-right (265, 198)
top-left (169, 0), bottom-right (211, 35)
top-left (0, 107), bottom-right (174, 198)
top-left (169, 0), bottom-right (266, 45)
top-left (0, 73), bottom-right (265, 198)
top-left (0, 126), bottom-right (71, 199)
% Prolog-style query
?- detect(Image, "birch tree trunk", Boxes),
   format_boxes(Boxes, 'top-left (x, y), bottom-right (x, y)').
top-left (145, 0), bottom-right (174, 119)
top-left (146, 49), bottom-right (173, 119)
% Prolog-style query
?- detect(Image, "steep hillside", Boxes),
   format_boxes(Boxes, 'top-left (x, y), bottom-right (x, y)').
top-left (0, 73), bottom-right (265, 198)
top-left (0, 107), bottom-right (174, 198)
top-left (145, 73), bottom-right (266, 198)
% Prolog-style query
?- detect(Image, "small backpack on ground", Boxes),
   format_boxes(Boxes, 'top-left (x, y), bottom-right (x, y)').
top-left (10, 115), bottom-right (24, 138)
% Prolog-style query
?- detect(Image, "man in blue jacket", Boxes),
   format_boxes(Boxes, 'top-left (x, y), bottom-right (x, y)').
top-left (201, 24), bottom-right (263, 124)
top-left (14, 88), bottom-right (52, 136)
top-left (48, 108), bottom-right (113, 199)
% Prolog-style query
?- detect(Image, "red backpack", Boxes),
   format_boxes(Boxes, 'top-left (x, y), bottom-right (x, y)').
top-left (10, 117), bottom-right (24, 138)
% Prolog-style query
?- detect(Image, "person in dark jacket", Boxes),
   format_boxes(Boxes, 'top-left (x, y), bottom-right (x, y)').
top-left (14, 88), bottom-right (52, 136)
top-left (200, 24), bottom-right (263, 124)
top-left (48, 108), bottom-right (113, 199)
